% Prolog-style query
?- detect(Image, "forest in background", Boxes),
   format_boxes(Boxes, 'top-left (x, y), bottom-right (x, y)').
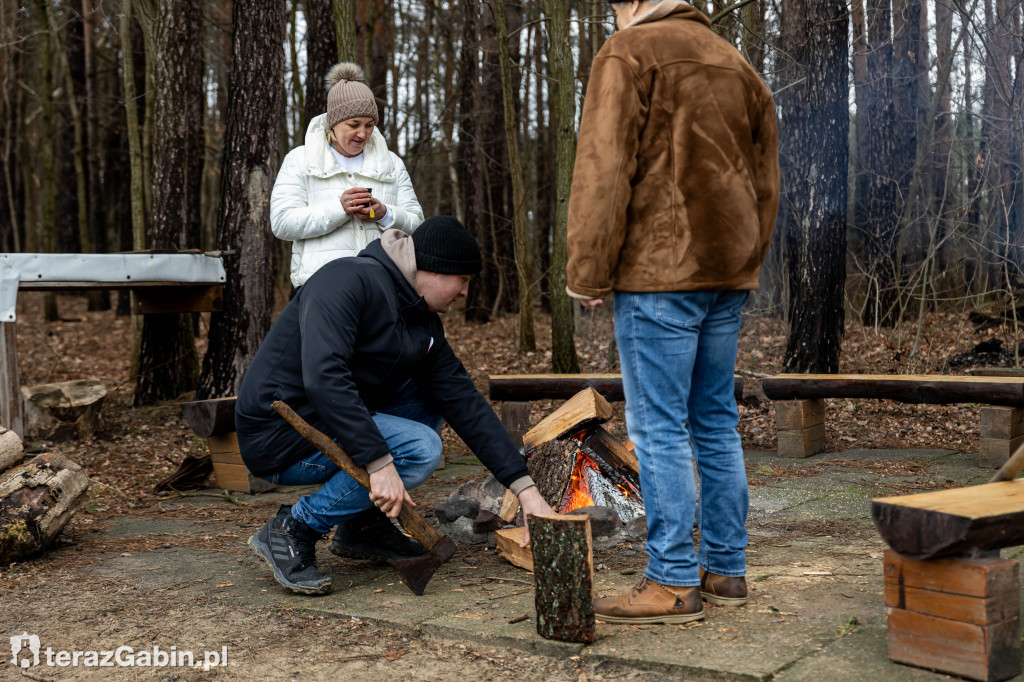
top-left (1, 0), bottom-right (1022, 402)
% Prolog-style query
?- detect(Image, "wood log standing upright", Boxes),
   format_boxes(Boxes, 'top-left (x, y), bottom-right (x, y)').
top-left (0, 453), bottom-right (90, 563)
top-left (0, 427), bottom-right (24, 473)
top-left (21, 380), bottom-right (107, 440)
top-left (528, 513), bottom-right (594, 643)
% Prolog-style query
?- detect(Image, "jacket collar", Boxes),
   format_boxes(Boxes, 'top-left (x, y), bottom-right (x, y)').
top-left (359, 235), bottom-right (425, 311)
top-left (302, 113), bottom-right (398, 183)
top-left (625, 0), bottom-right (710, 29)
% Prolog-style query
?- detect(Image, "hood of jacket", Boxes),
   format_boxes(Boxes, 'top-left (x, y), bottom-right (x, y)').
top-left (358, 234), bottom-right (425, 312)
top-left (302, 113), bottom-right (398, 183)
top-left (625, 0), bottom-right (706, 28)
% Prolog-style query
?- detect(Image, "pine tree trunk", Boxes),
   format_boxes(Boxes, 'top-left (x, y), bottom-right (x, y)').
top-left (134, 0), bottom-right (204, 406)
top-left (544, 0), bottom-right (579, 373)
top-left (861, 0), bottom-right (901, 327)
top-left (780, 0), bottom-right (848, 373)
top-left (494, 0), bottom-right (535, 352)
top-left (304, 0), bottom-right (337, 129)
top-left (197, 0), bottom-right (285, 399)
top-left (334, 0), bottom-right (357, 62)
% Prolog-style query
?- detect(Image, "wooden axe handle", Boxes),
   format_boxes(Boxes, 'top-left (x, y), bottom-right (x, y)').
top-left (271, 400), bottom-right (445, 550)
top-left (989, 439), bottom-right (1024, 483)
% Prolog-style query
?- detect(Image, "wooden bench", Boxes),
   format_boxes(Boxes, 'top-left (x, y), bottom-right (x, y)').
top-left (181, 396), bottom-right (273, 494)
top-left (761, 374), bottom-right (1024, 466)
top-left (488, 373), bottom-right (745, 450)
top-left (1, 252), bottom-right (226, 436)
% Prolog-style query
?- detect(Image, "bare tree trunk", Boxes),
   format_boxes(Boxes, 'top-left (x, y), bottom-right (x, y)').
top-left (197, 0), bottom-right (285, 399)
top-left (861, 0), bottom-right (901, 327)
top-left (544, 0), bottom-right (579, 373)
top-left (134, 0), bottom-right (205, 405)
top-left (334, 0), bottom-right (357, 62)
top-left (494, 0), bottom-right (535, 352)
top-left (304, 0), bottom-right (337, 128)
top-left (35, 0), bottom-right (58, 323)
top-left (780, 0), bottom-right (848, 372)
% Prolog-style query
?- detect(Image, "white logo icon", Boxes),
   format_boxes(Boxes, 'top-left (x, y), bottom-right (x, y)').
top-left (10, 632), bottom-right (40, 669)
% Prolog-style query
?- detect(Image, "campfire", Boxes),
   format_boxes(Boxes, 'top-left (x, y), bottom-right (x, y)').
top-left (556, 430), bottom-right (644, 524)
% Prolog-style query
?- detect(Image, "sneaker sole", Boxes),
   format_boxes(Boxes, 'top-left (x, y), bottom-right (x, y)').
top-left (248, 534), bottom-right (331, 596)
top-left (701, 591), bottom-right (747, 607)
top-left (595, 609), bottom-right (705, 625)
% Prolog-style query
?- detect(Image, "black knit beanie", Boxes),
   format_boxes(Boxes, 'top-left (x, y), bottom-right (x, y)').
top-left (412, 216), bottom-right (483, 275)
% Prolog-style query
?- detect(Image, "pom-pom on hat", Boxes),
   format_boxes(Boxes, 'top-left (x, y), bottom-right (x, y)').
top-left (412, 216), bottom-right (483, 276)
top-left (324, 62), bottom-right (378, 128)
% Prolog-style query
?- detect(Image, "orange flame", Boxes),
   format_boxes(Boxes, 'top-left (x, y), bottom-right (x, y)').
top-left (558, 452), bottom-right (599, 513)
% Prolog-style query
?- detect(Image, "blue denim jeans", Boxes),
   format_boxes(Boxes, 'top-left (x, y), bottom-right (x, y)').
top-left (267, 381), bottom-right (444, 534)
top-left (614, 290), bottom-right (749, 586)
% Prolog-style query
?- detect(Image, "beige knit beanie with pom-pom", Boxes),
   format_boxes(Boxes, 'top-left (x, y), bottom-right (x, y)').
top-left (324, 62), bottom-right (378, 128)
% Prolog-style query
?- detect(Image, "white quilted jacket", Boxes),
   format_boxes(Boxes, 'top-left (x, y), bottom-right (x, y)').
top-left (270, 114), bottom-right (424, 287)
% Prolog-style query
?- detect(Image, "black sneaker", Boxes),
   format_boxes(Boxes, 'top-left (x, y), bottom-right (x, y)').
top-left (329, 506), bottom-right (427, 562)
top-left (248, 505), bottom-right (331, 595)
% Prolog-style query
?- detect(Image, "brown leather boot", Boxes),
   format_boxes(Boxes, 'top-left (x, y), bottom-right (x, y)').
top-left (699, 568), bottom-right (748, 606)
top-left (593, 577), bottom-right (705, 624)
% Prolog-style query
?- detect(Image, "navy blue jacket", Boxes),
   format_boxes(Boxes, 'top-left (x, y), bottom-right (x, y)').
top-left (234, 240), bottom-right (529, 488)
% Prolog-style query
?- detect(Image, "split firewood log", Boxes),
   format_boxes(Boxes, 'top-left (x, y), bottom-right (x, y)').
top-left (0, 426), bottom-right (23, 473)
top-left (21, 380), bottom-right (107, 440)
top-left (0, 453), bottom-right (90, 563)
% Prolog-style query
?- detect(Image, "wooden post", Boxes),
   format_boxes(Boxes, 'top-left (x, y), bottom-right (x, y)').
top-left (774, 399), bottom-right (826, 458)
top-left (527, 513), bottom-right (595, 643)
top-left (978, 406), bottom-right (1024, 469)
top-left (0, 322), bottom-right (23, 437)
top-left (499, 400), bottom-right (531, 452)
top-left (884, 550), bottom-right (1020, 681)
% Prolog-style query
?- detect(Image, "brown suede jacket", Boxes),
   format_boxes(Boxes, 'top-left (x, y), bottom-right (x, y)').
top-left (566, 1), bottom-right (780, 297)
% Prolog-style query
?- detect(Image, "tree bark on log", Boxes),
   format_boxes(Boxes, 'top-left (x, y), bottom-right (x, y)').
top-left (0, 427), bottom-right (23, 473)
top-left (526, 438), bottom-right (577, 508)
top-left (0, 453), bottom-right (90, 563)
top-left (763, 374), bottom-right (1024, 407)
top-left (527, 513), bottom-right (594, 643)
top-left (872, 479), bottom-right (1024, 559)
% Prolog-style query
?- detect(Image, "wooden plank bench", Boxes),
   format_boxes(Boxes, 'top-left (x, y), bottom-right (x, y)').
top-left (488, 373), bottom-right (745, 450)
top-left (181, 396), bottom-right (273, 494)
top-left (1, 252), bottom-right (226, 437)
top-left (761, 374), bottom-right (1024, 465)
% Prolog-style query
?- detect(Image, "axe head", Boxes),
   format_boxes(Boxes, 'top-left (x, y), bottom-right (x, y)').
top-left (389, 535), bottom-right (457, 595)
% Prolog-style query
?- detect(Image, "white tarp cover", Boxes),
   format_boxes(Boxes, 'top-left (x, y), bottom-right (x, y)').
top-left (0, 253), bottom-right (226, 321)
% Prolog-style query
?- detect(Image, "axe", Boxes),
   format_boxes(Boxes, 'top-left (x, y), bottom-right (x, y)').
top-left (272, 400), bottom-right (456, 595)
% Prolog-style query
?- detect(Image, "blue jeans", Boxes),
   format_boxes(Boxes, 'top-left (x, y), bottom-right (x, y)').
top-left (266, 382), bottom-right (444, 534)
top-left (614, 290), bottom-right (749, 586)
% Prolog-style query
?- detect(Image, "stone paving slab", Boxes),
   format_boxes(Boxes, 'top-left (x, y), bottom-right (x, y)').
top-left (74, 447), bottom-right (1024, 680)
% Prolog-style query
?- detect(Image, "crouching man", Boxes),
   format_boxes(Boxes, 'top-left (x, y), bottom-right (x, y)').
top-left (235, 216), bottom-right (554, 594)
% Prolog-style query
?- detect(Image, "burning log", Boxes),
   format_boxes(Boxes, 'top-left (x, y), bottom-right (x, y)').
top-left (528, 513), bottom-right (595, 643)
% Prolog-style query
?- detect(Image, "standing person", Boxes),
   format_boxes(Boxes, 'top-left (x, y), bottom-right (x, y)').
top-left (566, 0), bottom-right (779, 624)
top-left (271, 62), bottom-right (424, 288)
top-left (236, 217), bottom-right (554, 595)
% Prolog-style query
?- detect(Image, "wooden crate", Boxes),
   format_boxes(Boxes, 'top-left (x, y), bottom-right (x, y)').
top-left (884, 550), bottom-right (1021, 681)
top-left (205, 432), bottom-right (274, 494)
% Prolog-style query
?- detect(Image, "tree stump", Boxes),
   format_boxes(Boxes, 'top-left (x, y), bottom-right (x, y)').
top-left (0, 453), bottom-right (90, 563)
top-left (0, 426), bottom-right (23, 473)
top-left (527, 513), bottom-right (595, 643)
top-left (21, 380), bottom-right (107, 440)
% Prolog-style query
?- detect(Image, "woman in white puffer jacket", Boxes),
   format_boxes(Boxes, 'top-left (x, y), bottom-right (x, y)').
top-left (271, 62), bottom-right (424, 288)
